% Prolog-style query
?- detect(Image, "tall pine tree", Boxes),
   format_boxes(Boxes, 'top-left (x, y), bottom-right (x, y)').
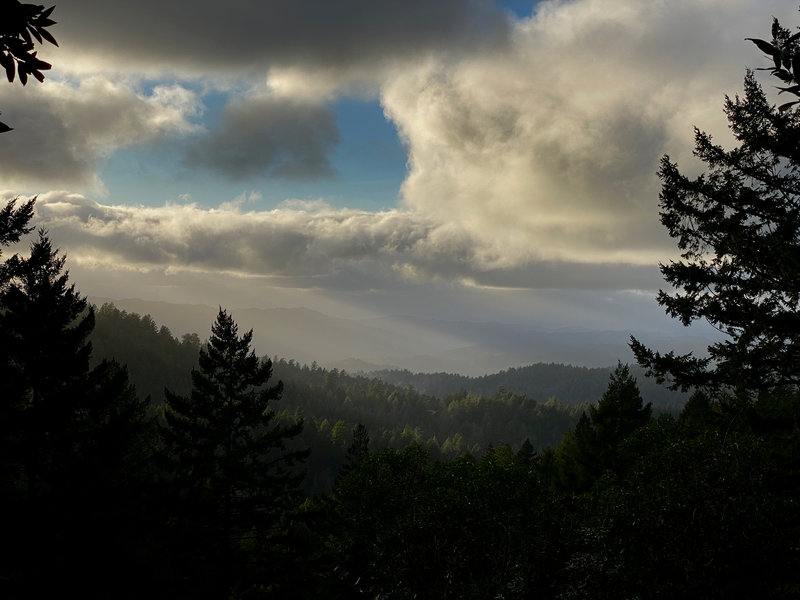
top-left (0, 229), bottom-right (153, 597)
top-left (161, 308), bottom-right (308, 596)
top-left (631, 17), bottom-right (800, 394)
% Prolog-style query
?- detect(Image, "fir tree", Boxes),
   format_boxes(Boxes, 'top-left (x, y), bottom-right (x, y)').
top-left (0, 229), bottom-right (95, 497)
top-left (337, 423), bottom-right (370, 481)
top-left (161, 308), bottom-right (309, 595)
top-left (0, 230), bottom-right (153, 596)
top-left (631, 16), bottom-right (800, 394)
top-left (0, 196), bottom-right (34, 286)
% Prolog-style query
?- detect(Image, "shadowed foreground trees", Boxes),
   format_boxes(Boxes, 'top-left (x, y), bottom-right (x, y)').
top-left (0, 230), bottom-right (153, 597)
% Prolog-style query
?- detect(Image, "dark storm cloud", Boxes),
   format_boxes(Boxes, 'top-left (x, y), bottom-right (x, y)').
top-left (0, 78), bottom-right (198, 188)
top-left (184, 96), bottom-right (339, 179)
top-left (56, 0), bottom-right (511, 73)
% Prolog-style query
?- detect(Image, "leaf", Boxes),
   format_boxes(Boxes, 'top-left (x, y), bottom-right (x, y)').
top-left (4, 57), bottom-right (14, 83)
top-left (0, 121), bottom-right (13, 134)
top-left (793, 53), bottom-right (800, 79)
top-left (40, 5), bottom-right (55, 19)
top-left (776, 84), bottom-right (800, 95)
top-left (39, 27), bottom-right (57, 46)
top-left (18, 66), bottom-right (27, 85)
top-left (746, 37), bottom-right (778, 56)
top-left (28, 25), bottom-right (42, 44)
top-left (773, 69), bottom-right (794, 82)
top-left (32, 69), bottom-right (44, 83)
top-left (778, 100), bottom-right (800, 112)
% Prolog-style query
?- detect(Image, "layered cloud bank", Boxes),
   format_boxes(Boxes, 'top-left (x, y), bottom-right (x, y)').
top-left (25, 192), bottom-right (660, 292)
top-left (2, 0), bottom-right (796, 306)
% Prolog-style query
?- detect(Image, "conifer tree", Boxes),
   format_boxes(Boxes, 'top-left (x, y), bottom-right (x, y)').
top-left (0, 196), bottom-right (34, 286)
top-left (0, 229), bottom-right (153, 596)
top-left (161, 308), bottom-right (308, 595)
top-left (337, 423), bottom-right (370, 481)
top-left (631, 16), bottom-right (800, 394)
top-left (0, 229), bottom-right (95, 494)
top-left (556, 363), bottom-right (650, 489)
top-left (589, 362), bottom-right (651, 473)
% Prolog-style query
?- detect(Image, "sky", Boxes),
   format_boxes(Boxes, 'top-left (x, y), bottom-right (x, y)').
top-left (0, 0), bottom-right (796, 332)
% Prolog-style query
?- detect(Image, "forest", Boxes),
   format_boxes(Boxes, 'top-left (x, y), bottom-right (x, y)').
top-left (1, 5), bottom-right (799, 600)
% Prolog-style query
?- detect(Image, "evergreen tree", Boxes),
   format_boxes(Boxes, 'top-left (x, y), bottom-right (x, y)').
top-left (0, 230), bottom-right (95, 497)
top-left (515, 437), bottom-right (536, 466)
top-left (631, 16), bottom-right (800, 394)
top-left (161, 308), bottom-right (309, 596)
top-left (556, 363), bottom-right (650, 490)
top-left (589, 362), bottom-right (652, 471)
top-left (0, 230), bottom-right (153, 597)
top-left (337, 423), bottom-right (370, 481)
top-left (0, 196), bottom-right (34, 285)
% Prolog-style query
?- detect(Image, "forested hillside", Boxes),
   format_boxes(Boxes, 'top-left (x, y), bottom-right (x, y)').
top-left (369, 363), bottom-right (687, 408)
top-left (92, 302), bottom-right (588, 492)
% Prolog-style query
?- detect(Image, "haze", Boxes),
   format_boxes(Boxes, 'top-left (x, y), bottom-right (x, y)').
top-left (2, 0), bottom-right (790, 362)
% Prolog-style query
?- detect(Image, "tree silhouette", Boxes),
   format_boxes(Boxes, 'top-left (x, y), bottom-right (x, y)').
top-left (0, 196), bottom-right (35, 286)
top-left (631, 16), bottom-right (800, 395)
top-left (161, 308), bottom-right (308, 596)
top-left (0, 2), bottom-right (57, 132)
top-left (0, 229), bottom-right (152, 596)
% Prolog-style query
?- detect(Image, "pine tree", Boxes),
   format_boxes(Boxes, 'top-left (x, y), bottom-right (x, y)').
top-left (0, 196), bottom-right (34, 285)
top-left (337, 423), bottom-right (370, 481)
top-left (161, 308), bottom-right (309, 595)
top-left (0, 230), bottom-right (95, 496)
top-left (589, 362), bottom-right (651, 473)
top-left (556, 363), bottom-right (650, 490)
top-left (631, 16), bottom-right (800, 394)
top-left (0, 230), bottom-right (153, 596)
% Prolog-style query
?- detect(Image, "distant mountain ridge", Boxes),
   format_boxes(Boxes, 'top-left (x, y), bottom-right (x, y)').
top-left (90, 297), bottom-right (714, 377)
top-left (366, 364), bottom-right (688, 408)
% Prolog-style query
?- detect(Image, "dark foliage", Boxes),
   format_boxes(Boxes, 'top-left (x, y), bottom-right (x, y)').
top-left (371, 362), bottom-right (687, 408)
top-left (91, 302), bottom-right (200, 403)
top-left (0, 1), bottom-right (57, 131)
top-left (160, 308), bottom-right (309, 598)
top-left (631, 17), bottom-right (800, 395)
top-left (0, 196), bottom-right (35, 290)
top-left (0, 230), bottom-right (154, 598)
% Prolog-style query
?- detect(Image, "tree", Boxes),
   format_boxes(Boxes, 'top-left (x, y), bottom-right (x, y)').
top-left (337, 423), bottom-right (370, 481)
top-left (589, 362), bottom-right (652, 468)
top-left (555, 363), bottom-right (650, 490)
top-left (0, 229), bottom-right (153, 596)
top-left (0, 1), bottom-right (58, 132)
top-left (0, 229), bottom-right (94, 435)
top-left (161, 308), bottom-right (309, 596)
top-left (631, 16), bottom-right (800, 395)
top-left (0, 196), bottom-right (35, 286)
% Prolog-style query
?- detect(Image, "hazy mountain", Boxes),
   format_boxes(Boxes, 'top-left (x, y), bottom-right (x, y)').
top-left (90, 297), bottom-right (715, 376)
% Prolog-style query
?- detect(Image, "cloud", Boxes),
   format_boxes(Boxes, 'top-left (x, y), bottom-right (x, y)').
top-left (4, 0), bottom-right (796, 301)
top-left (381, 0), bottom-right (797, 268)
top-left (185, 94), bottom-right (339, 179)
top-left (0, 77), bottom-right (200, 190)
top-left (53, 0), bottom-right (511, 77)
top-left (25, 192), bottom-right (660, 292)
